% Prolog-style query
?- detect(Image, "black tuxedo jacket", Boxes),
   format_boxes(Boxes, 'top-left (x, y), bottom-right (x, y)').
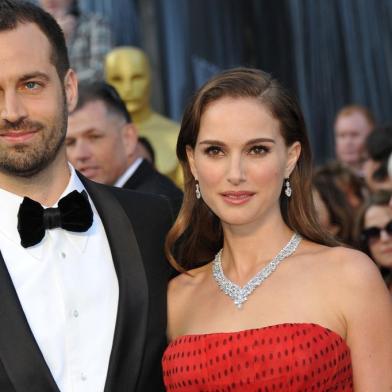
top-left (123, 159), bottom-right (183, 216)
top-left (0, 175), bottom-right (174, 391)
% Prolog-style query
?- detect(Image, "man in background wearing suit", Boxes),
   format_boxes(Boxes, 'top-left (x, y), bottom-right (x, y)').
top-left (0, 1), bottom-right (171, 391)
top-left (66, 81), bottom-right (183, 215)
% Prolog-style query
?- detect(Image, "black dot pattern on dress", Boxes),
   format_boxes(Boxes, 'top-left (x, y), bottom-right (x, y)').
top-left (162, 323), bottom-right (353, 391)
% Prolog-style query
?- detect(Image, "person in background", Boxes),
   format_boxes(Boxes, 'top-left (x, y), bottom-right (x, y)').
top-left (0, 1), bottom-right (171, 390)
top-left (162, 68), bottom-right (392, 391)
top-left (39, 0), bottom-right (112, 81)
top-left (66, 81), bottom-right (182, 215)
top-left (363, 125), bottom-right (392, 193)
top-left (313, 165), bottom-right (355, 245)
top-left (334, 104), bottom-right (375, 176)
top-left (356, 191), bottom-right (392, 293)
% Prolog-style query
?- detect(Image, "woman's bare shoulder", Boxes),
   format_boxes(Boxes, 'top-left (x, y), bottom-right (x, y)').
top-left (301, 241), bottom-right (383, 287)
top-left (168, 263), bottom-right (212, 297)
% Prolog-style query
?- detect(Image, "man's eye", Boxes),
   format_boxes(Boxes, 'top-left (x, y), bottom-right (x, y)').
top-left (25, 82), bottom-right (39, 89)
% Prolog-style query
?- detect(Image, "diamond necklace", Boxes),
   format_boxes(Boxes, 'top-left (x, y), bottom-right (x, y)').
top-left (212, 233), bottom-right (302, 309)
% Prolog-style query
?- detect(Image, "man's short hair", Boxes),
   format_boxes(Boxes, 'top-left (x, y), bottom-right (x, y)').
top-left (75, 81), bottom-right (132, 123)
top-left (0, 0), bottom-right (70, 80)
top-left (366, 125), bottom-right (392, 182)
top-left (335, 104), bottom-right (375, 127)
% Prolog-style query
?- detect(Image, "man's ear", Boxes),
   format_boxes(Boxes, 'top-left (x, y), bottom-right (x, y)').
top-left (64, 69), bottom-right (78, 112)
top-left (122, 123), bottom-right (138, 156)
top-left (285, 141), bottom-right (301, 177)
top-left (186, 145), bottom-right (198, 179)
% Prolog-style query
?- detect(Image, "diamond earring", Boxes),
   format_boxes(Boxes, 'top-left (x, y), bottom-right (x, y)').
top-left (195, 181), bottom-right (201, 199)
top-left (284, 178), bottom-right (292, 197)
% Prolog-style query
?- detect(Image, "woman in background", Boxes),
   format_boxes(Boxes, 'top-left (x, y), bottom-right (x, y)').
top-left (356, 191), bottom-right (392, 293)
top-left (313, 164), bottom-right (356, 245)
top-left (163, 68), bottom-right (392, 391)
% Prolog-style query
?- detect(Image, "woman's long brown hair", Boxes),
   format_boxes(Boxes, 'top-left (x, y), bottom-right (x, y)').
top-left (165, 68), bottom-right (339, 271)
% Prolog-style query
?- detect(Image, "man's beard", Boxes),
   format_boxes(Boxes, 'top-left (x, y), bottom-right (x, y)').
top-left (0, 101), bottom-right (68, 178)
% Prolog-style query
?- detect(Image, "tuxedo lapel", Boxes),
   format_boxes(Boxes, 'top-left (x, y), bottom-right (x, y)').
top-left (123, 160), bottom-right (152, 190)
top-left (81, 178), bottom-right (149, 392)
top-left (0, 252), bottom-right (60, 392)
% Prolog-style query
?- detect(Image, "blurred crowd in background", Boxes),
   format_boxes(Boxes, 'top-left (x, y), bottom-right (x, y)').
top-left (37, 0), bottom-right (392, 293)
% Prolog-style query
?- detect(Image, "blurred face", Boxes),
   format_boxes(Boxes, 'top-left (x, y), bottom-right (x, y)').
top-left (66, 100), bottom-right (137, 185)
top-left (364, 205), bottom-right (392, 269)
top-left (187, 97), bottom-right (300, 230)
top-left (0, 23), bottom-right (76, 178)
top-left (334, 111), bottom-right (373, 167)
top-left (105, 49), bottom-right (150, 115)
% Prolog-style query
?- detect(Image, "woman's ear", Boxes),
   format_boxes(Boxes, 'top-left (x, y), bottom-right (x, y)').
top-left (186, 145), bottom-right (198, 180)
top-left (64, 69), bottom-right (78, 112)
top-left (285, 141), bottom-right (301, 177)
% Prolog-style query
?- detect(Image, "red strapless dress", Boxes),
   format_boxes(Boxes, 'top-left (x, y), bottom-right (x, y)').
top-left (162, 323), bottom-right (353, 391)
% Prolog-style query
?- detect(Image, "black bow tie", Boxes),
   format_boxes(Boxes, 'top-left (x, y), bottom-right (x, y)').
top-left (17, 190), bottom-right (93, 248)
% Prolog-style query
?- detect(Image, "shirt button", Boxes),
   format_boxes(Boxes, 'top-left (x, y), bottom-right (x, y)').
top-left (81, 373), bottom-right (87, 381)
top-left (60, 251), bottom-right (66, 259)
top-left (73, 310), bottom-right (79, 318)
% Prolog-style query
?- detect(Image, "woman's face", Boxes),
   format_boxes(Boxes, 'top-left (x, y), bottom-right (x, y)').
top-left (364, 205), bottom-right (392, 269)
top-left (187, 97), bottom-right (300, 231)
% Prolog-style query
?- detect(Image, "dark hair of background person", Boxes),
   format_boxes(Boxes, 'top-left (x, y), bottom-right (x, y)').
top-left (0, 0), bottom-right (69, 80)
top-left (366, 125), bottom-right (392, 183)
top-left (324, 161), bottom-right (366, 208)
top-left (68, 0), bottom-right (81, 17)
top-left (354, 190), bottom-right (392, 282)
top-left (75, 81), bottom-right (132, 123)
top-left (138, 136), bottom-right (156, 166)
top-left (165, 67), bottom-right (339, 271)
top-left (313, 165), bottom-right (356, 246)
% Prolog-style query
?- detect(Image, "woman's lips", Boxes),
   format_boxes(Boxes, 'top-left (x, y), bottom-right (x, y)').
top-left (220, 191), bottom-right (255, 205)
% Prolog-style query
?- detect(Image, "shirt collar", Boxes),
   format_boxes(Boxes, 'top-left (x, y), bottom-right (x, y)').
top-left (0, 165), bottom-right (94, 259)
top-left (114, 157), bottom-right (143, 188)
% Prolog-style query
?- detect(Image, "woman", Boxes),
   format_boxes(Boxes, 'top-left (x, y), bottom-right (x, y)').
top-left (356, 191), bottom-right (392, 293)
top-left (312, 163), bottom-right (357, 245)
top-left (163, 68), bottom-right (392, 391)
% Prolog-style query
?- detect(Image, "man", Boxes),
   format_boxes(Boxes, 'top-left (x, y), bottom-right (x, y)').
top-left (66, 81), bottom-right (182, 215)
top-left (0, 1), bottom-right (171, 391)
top-left (334, 104), bottom-right (375, 176)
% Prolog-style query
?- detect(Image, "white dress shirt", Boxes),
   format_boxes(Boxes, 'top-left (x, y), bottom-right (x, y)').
top-left (0, 166), bottom-right (119, 392)
top-left (114, 157), bottom-right (143, 188)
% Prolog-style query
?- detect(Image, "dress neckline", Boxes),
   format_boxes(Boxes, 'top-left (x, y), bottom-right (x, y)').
top-left (168, 322), bottom-right (348, 350)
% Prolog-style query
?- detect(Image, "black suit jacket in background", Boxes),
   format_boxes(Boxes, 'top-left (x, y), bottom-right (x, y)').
top-left (123, 159), bottom-right (183, 217)
top-left (0, 175), bottom-right (173, 392)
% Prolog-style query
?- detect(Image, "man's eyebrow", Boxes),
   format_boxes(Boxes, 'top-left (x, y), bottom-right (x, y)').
top-left (19, 72), bottom-right (50, 82)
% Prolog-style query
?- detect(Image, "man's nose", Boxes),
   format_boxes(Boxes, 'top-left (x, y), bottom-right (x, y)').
top-left (69, 140), bottom-right (93, 164)
top-left (0, 91), bottom-right (28, 124)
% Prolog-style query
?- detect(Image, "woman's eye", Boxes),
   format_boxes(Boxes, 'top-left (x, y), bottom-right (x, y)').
top-left (249, 145), bottom-right (269, 155)
top-left (205, 146), bottom-right (223, 156)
